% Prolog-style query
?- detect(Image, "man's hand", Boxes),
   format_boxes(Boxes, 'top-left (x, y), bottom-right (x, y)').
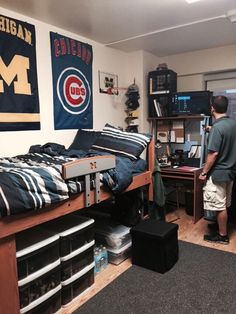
top-left (199, 173), bottom-right (207, 181)
top-left (202, 125), bottom-right (212, 133)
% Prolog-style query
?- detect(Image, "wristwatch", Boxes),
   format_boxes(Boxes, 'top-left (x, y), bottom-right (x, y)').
top-left (201, 172), bottom-right (207, 176)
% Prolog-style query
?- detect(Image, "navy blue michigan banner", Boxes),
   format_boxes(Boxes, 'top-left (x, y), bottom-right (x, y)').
top-left (0, 14), bottom-right (40, 131)
top-left (50, 32), bottom-right (93, 130)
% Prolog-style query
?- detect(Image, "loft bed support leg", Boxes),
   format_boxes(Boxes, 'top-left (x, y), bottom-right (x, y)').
top-left (147, 138), bottom-right (155, 203)
top-left (95, 172), bottom-right (101, 204)
top-left (85, 174), bottom-right (91, 207)
top-left (85, 172), bottom-right (101, 207)
top-left (0, 235), bottom-right (20, 314)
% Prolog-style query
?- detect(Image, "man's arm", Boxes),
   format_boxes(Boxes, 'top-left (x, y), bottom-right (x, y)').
top-left (199, 150), bottom-right (218, 180)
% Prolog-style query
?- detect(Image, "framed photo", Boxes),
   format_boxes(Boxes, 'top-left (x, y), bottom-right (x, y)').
top-left (99, 71), bottom-right (118, 95)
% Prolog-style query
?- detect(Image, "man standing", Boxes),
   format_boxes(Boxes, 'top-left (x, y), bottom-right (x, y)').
top-left (199, 95), bottom-right (236, 244)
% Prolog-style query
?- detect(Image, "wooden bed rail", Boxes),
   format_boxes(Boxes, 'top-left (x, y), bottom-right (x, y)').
top-left (0, 137), bottom-right (154, 239)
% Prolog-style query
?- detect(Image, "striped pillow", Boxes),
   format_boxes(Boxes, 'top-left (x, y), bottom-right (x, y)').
top-left (91, 124), bottom-right (152, 160)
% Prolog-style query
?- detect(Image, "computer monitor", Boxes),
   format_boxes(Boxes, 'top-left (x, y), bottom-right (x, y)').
top-left (170, 91), bottom-right (212, 116)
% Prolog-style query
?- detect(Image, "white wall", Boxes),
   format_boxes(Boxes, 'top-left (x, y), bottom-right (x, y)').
top-left (125, 51), bottom-right (146, 132)
top-left (125, 50), bottom-right (162, 134)
top-left (160, 44), bottom-right (236, 91)
top-left (0, 8), bottom-right (133, 157)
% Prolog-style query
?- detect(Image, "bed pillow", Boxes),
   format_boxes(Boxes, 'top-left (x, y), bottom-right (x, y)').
top-left (69, 130), bottom-right (101, 151)
top-left (91, 123), bottom-right (152, 160)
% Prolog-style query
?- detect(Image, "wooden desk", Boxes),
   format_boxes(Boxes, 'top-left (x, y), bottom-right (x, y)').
top-left (160, 166), bottom-right (203, 223)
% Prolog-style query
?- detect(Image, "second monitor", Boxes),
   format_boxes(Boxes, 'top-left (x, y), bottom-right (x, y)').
top-left (170, 90), bottom-right (212, 116)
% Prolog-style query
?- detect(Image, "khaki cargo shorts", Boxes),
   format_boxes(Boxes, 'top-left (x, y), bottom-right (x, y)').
top-left (203, 176), bottom-right (233, 211)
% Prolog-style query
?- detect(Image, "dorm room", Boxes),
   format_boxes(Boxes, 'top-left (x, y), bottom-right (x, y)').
top-left (1, 0), bottom-right (236, 313)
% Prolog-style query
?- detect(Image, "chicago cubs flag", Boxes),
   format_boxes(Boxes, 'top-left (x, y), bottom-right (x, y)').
top-left (0, 14), bottom-right (40, 131)
top-left (50, 32), bottom-right (93, 130)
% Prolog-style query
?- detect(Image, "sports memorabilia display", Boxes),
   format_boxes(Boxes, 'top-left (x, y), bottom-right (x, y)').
top-left (0, 14), bottom-right (40, 131)
top-left (50, 32), bottom-right (93, 130)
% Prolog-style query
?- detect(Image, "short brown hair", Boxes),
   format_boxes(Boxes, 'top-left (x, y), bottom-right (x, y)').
top-left (211, 95), bottom-right (228, 113)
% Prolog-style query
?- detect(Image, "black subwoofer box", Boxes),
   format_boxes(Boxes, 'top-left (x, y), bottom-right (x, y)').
top-left (130, 220), bottom-right (179, 274)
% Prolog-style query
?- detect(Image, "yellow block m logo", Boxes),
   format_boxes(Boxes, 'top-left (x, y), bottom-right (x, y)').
top-left (0, 55), bottom-right (31, 95)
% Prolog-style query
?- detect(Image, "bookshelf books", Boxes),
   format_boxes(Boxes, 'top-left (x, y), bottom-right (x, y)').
top-left (149, 96), bottom-right (169, 117)
top-left (153, 99), bottom-right (162, 117)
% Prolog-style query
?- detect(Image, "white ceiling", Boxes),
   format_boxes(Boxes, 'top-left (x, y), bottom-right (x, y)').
top-left (1, 0), bottom-right (236, 57)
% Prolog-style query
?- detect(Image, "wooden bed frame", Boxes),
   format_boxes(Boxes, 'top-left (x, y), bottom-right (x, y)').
top-left (0, 138), bottom-right (154, 314)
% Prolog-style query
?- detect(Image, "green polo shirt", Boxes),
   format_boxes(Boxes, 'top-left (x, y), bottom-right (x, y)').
top-left (207, 116), bottom-right (236, 182)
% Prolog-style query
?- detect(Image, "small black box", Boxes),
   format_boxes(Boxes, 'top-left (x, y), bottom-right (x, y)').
top-left (130, 220), bottom-right (179, 273)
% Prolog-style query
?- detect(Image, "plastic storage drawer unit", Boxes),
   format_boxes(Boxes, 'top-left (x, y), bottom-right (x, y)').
top-left (16, 227), bottom-right (60, 281)
top-left (42, 215), bottom-right (94, 258)
top-left (130, 220), bottom-right (179, 273)
top-left (19, 285), bottom-right (61, 314)
top-left (61, 262), bottom-right (95, 306)
top-left (107, 241), bottom-right (132, 265)
top-left (61, 241), bottom-right (95, 281)
top-left (18, 261), bottom-right (61, 312)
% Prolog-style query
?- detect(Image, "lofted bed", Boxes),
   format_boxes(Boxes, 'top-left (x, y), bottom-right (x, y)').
top-left (0, 126), bottom-right (155, 314)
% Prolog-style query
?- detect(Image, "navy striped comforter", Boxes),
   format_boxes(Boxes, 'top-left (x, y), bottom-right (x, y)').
top-left (0, 143), bottom-right (147, 217)
top-left (0, 152), bottom-right (82, 217)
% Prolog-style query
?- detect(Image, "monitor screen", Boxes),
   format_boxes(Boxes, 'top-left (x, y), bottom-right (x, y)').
top-left (171, 91), bottom-right (212, 116)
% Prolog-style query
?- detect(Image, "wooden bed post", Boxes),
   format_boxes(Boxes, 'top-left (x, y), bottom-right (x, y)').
top-left (147, 138), bottom-right (155, 202)
top-left (0, 235), bottom-right (20, 314)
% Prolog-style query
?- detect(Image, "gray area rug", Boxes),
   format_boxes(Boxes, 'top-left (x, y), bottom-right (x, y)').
top-left (76, 241), bottom-right (236, 314)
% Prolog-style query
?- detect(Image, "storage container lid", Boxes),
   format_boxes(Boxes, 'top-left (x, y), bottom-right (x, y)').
top-left (130, 220), bottom-right (178, 240)
top-left (16, 227), bottom-right (59, 258)
top-left (106, 240), bottom-right (131, 254)
top-left (42, 214), bottom-right (94, 237)
top-left (94, 217), bottom-right (130, 238)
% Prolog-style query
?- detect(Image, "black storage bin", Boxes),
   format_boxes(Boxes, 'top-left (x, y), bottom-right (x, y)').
top-left (61, 242), bottom-right (94, 281)
top-left (18, 263), bottom-right (61, 311)
top-left (16, 227), bottom-right (60, 281)
top-left (42, 214), bottom-right (94, 258)
top-left (130, 220), bottom-right (179, 274)
top-left (61, 262), bottom-right (94, 306)
top-left (20, 287), bottom-right (61, 314)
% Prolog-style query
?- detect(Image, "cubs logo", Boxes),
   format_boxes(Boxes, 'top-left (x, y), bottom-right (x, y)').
top-left (57, 67), bottom-right (91, 114)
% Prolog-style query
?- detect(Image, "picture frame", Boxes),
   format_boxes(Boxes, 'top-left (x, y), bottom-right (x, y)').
top-left (99, 71), bottom-right (119, 95)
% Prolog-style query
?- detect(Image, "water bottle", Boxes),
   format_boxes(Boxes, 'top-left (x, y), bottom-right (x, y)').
top-left (98, 247), bottom-right (104, 270)
top-left (102, 246), bottom-right (108, 269)
top-left (94, 248), bottom-right (100, 274)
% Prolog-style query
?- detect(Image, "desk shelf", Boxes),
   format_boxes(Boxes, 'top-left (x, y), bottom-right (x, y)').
top-left (148, 115), bottom-right (205, 121)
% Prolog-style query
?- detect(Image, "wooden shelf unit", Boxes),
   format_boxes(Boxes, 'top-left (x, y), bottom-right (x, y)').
top-left (148, 114), bottom-right (205, 121)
